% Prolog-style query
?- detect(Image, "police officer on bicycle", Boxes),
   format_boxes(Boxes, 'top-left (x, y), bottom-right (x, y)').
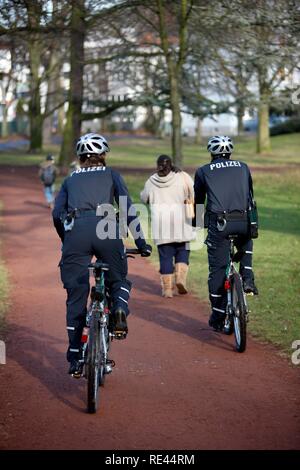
top-left (53, 133), bottom-right (152, 375)
top-left (194, 135), bottom-right (258, 331)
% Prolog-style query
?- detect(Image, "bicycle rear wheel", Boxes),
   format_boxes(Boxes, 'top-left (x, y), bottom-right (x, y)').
top-left (98, 326), bottom-right (107, 387)
top-left (87, 314), bottom-right (101, 413)
top-left (231, 272), bottom-right (247, 353)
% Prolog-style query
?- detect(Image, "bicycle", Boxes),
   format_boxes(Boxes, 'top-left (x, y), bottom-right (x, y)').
top-left (223, 235), bottom-right (249, 353)
top-left (80, 248), bottom-right (142, 414)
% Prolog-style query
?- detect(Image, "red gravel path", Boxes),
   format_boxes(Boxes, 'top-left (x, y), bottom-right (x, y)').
top-left (0, 166), bottom-right (299, 450)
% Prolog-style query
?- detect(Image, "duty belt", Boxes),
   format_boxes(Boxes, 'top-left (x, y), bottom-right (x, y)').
top-left (74, 209), bottom-right (101, 218)
top-left (209, 210), bottom-right (248, 222)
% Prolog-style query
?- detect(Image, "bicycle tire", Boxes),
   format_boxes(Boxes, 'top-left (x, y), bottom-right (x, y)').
top-left (98, 327), bottom-right (106, 387)
top-left (231, 272), bottom-right (247, 353)
top-left (87, 314), bottom-right (101, 413)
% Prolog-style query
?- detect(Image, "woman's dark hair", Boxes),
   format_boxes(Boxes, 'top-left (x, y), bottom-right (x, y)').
top-left (79, 153), bottom-right (106, 167)
top-left (156, 154), bottom-right (181, 172)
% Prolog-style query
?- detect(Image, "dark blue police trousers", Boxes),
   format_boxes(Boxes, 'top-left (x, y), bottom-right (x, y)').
top-left (206, 219), bottom-right (254, 320)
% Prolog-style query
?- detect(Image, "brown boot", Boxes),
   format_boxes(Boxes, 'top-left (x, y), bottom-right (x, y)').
top-left (175, 263), bottom-right (188, 294)
top-left (160, 274), bottom-right (173, 298)
top-left (172, 272), bottom-right (176, 294)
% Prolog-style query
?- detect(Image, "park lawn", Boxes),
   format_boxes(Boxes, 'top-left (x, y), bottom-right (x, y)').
top-left (0, 133), bottom-right (299, 170)
top-left (110, 132), bottom-right (300, 169)
top-left (123, 168), bottom-right (300, 356)
top-left (0, 144), bottom-right (59, 166)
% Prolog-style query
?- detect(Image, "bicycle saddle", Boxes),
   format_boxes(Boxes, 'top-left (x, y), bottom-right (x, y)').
top-left (89, 260), bottom-right (110, 271)
top-left (227, 234), bottom-right (239, 240)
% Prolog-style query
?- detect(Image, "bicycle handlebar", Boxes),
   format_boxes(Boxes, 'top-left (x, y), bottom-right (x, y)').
top-left (125, 248), bottom-right (142, 255)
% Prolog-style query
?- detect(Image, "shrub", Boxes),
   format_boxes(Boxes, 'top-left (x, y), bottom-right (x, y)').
top-left (270, 117), bottom-right (300, 136)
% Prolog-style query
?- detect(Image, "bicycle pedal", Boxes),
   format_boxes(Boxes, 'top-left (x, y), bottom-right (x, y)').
top-left (114, 330), bottom-right (127, 340)
top-left (106, 359), bottom-right (116, 367)
top-left (71, 372), bottom-right (82, 379)
top-left (105, 359), bottom-right (115, 374)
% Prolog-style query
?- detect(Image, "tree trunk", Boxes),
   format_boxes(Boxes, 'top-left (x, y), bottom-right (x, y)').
top-left (28, 79), bottom-right (42, 152)
top-left (1, 106), bottom-right (8, 138)
top-left (143, 105), bottom-right (156, 134)
top-left (257, 100), bottom-right (271, 153)
top-left (156, 0), bottom-right (186, 167)
top-left (194, 117), bottom-right (202, 144)
top-left (43, 47), bottom-right (61, 145)
top-left (143, 106), bottom-right (164, 136)
top-left (170, 74), bottom-right (182, 167)
top-left (27, 2), bottom-right (43, 153)
top-left (257, 66), bottom-right (271, 154)
top-left (237, 103), bottom-right (245, 136)
top-left (59, 0), bottom-right (85, 166)
top-left (101, 116), bottom-right (108, 133)
top-left (154, 107), bottom-right (165, 137)
top-left (28, 42), bottom-right (43, 152)
top-left (43, 116), bottom-right (52, 146)
top-left (57, 105), bottom-right (65, 134)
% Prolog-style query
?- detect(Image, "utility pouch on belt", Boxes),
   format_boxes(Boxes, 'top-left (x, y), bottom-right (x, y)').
top-left (63, 209), bottom-right (76, 232)
top-left (248, 199), bottom-right (259, 239)
top-left (217, 214), bottom-right (227, 232)
top-left (216, 210), bottom-right (247, 232)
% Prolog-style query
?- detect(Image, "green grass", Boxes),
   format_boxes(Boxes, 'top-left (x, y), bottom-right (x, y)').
top-left (105, 133), bottom-right (300, 169)
top-left (0, 202), bottom-right (9, 333)
top-left (0, 144), bottom-right (59, 166)
top-left (0, 134), bottom-right (299, 169)
top-left (123, 168), bottom-right (300, 356)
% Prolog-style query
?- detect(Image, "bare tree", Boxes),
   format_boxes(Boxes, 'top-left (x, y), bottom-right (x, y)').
top-left (0, 0), bottom-right (69, 151)
top-left (228, 0), bottom-right (299, 153)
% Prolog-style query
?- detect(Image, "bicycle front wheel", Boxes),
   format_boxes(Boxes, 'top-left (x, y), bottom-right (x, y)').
top-left (87, 315), bottom-right (101, 413)
top-left (231, 272), bottom-right (247, 353)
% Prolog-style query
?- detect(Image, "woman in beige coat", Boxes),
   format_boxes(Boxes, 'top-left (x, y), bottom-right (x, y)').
top-left (140, 155), bottom-right (195, 298)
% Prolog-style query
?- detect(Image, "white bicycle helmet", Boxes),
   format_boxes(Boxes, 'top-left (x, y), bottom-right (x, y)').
top-left (207, 135), bottom-right (234, 155)
top-left (76, 133), bottom-right (110, 157)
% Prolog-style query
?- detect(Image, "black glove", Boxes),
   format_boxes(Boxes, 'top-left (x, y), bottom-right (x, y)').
top-left (140, 243), bottom-right (152, 257)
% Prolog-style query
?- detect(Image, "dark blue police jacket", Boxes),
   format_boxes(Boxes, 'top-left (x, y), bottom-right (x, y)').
top-left (52, 165), bottom-right (145, 249)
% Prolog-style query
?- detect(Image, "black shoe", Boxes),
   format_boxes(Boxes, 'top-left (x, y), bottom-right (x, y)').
top-left (208, 314), bottom-right (225, 332)
top-left (68, 360), bottom-right (83, 378)
top-left (112, 308), bottom-right (128, 339)
top-left (243, 278), bottom-right (259, 295)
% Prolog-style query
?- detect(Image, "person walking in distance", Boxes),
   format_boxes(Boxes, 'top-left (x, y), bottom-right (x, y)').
top-left (39, 154), bottom-right (57, 209)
